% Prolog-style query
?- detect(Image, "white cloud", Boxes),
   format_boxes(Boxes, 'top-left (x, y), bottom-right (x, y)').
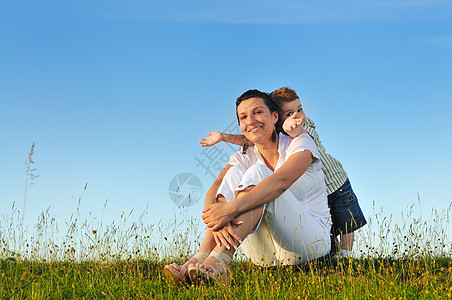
top-left (423, 36), bottom-right (452, 48)
top-left (92, 0), bottom-right (452, 24)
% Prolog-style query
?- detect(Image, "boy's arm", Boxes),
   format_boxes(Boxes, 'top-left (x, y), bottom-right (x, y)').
top-left (200, 131), bottom-right (252, 147)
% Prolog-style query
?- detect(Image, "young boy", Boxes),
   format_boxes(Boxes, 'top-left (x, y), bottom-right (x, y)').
top-left (200, 87), bottom-right (367, 258)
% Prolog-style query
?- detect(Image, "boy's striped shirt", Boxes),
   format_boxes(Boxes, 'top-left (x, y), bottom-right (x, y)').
top-left (304, 118), bottom-right (348, 195)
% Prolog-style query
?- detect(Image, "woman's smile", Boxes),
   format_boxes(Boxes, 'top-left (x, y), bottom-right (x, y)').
top-left (248, 124), bottom-right (263, 133)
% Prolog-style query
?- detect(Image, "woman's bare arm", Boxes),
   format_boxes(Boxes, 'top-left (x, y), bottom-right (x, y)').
top-left (204, 164), bottom-right (232, 209)
top-left (204, 163), bottom-right (244, 248)
top-left (202, 150), bottom-right (314, 230)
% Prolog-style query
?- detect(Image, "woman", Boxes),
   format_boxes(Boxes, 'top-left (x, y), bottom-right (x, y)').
top-left (201, 87), bottom-right (367, 258)
top-left (164, 89), bottom-right (331, 285)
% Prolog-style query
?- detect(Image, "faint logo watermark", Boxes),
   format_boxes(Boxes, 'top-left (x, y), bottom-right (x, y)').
top-left (168, 173), bottom-right (203, 207)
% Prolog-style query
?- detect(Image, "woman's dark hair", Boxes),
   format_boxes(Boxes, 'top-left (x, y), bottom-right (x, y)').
top-left (235, 89), bottom-right (281, 133)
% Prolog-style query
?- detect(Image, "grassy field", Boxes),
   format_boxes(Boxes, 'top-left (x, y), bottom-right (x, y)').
top-left (2, 255), bottom-right (452, 299)
top-left (1, 195), bottom-right (451, 299)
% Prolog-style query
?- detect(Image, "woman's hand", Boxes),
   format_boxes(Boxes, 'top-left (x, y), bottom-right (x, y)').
top-left (211, 221), bottom-right (243, 250)
top-left (200, 131), bottom-right (223, 147)
top-left (202, 202), bottom-right (236, 231)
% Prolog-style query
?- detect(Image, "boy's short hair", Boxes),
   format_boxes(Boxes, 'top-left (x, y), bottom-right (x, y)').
top-left (270, 87), bottom-right (299, 107)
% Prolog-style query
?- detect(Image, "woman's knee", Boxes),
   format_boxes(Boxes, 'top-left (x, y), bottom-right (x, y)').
top-left (216, 165), bottom-right (247, 202)
top-left (234, 164), bottom-right (273, 196)
top-left (245, 164), bottom-right (273, 179)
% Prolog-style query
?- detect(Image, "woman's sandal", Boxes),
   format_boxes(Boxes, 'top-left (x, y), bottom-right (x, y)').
top-left (188, 251), bottom-right (232, 286)
top-left (163, 252), bottom-right (208, 285)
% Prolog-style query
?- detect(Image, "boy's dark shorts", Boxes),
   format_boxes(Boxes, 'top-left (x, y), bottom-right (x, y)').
top-left (328, 178), bottom-right (367, 236)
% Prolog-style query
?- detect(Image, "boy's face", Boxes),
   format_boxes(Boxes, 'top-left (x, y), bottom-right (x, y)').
top-left (279, 98), bottom-right (306, 123)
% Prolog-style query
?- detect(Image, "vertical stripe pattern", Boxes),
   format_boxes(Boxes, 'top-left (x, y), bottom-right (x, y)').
top-left (304, 118), bottom-right (348, 195)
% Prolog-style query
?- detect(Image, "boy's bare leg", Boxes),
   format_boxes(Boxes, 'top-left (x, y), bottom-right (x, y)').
top-left (340, 232), bottom-right (354, 252)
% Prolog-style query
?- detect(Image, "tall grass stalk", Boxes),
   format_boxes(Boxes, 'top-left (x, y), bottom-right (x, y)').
top-left (1, 183), bottom-right (204, 263)
top-left (1, 196), bottom-right (451, 299)
top-left (18, 142), bottom-right (38, 256)
top-left (1, 196), bottom-right (451, 262)
top-left (355, 198), bottom-right (451, 259)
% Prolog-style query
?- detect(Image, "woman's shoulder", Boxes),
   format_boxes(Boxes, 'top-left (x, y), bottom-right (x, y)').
top-left (279, 132), bottom-right (314, 149)
top-left (288, 133), bottom-right (315, 145)
top-left (229, 144), bottom-right (259, 167)
top-left (287, 133), bottom-right (319, 156)
top-left (279, 133), bottom-right (292, 144)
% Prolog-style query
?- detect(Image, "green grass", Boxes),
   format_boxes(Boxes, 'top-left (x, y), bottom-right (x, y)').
top-left (2, 256), bottom-right (452, 299)
top-left (1, 197), bottom-right (451, 299)
top-left (1, 195), bottom-right (451, 299)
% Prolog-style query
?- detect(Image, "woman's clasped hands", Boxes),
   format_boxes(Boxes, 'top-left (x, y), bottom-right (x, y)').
top-left (203, 202), bottom-right (243, 250)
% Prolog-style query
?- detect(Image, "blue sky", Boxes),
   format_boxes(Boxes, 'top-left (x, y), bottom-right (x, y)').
top-left (1, 1), bottom-right (451, 241)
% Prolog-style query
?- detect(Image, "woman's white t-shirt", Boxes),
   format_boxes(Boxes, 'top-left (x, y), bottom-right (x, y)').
top-left (228, 133), bottom-right (330, 222)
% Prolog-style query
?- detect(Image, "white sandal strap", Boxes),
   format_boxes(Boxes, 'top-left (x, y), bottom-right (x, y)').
top-left (192, 252), bottom-right (209, 264)
top-left (209, 251), bottom-right (232, 265)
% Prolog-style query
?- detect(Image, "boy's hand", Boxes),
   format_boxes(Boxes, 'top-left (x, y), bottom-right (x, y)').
top-left (283, 114), bottom-right (306, 138)
top-left (200, 132), bottom-right (223, 147)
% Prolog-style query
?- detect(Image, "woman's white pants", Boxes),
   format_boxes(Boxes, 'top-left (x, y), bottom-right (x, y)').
top-left (217, 164), bottom-right (331, 266)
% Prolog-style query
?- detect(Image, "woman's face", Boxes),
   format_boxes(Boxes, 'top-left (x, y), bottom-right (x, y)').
top-left (279, 98), bottom-right (306, 123)
top-left (237, 97), bottom-right (278, 144)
